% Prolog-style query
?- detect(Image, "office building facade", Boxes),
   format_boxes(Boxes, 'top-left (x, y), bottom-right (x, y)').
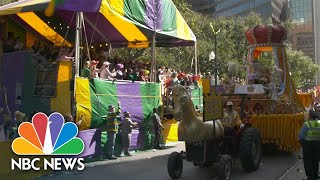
top-left (185, 0), bottom-right (320, 85)
top-left (287, 0), bottom-right (320, 84)
top-left (314, 0), bottom-right (320, 84)
top-left (184, 0), bottom-right (215, 14)
top-left (288, 0), bottom-right (314, 59)
top-left (186, 0), bottom-right (287, 22)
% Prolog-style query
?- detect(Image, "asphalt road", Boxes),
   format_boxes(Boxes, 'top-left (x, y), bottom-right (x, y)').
top-left (38, 142), bottom-right (303, 180)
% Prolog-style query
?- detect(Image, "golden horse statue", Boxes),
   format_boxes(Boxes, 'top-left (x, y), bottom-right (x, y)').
top-left (172, 85), bottom-right (224, 142)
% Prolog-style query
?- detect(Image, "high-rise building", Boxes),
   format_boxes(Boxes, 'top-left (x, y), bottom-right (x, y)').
top-left (288, 0), bottom-right (314, 59)
top-left (185, 0), bottom-right (320, 84)
top-left (314, 0), bottom-right (320, 85)
top-left (186, 0), bottom-right (287, 22)
top-left (287, 0), bottom-right (320, 84)
top-left (184, 0), bottom-right (215, 14)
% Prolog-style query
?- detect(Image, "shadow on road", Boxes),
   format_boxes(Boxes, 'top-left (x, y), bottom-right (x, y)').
top-left (38, 153), bottom-right (218, 180)
top-left (262, 143), bottom-right (299, 157)
top-left (37, 142), bottom-right (299, 180)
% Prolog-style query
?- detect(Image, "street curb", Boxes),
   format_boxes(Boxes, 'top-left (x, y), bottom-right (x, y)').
top-left (277, 159), bottom-right (303, 180)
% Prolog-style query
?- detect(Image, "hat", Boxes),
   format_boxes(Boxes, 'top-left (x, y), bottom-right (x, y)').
top-left (116, 63), bottom-right (124, 69)
top-left (123, 111), bottom-right (130, 116)
top-left (193, 75), bottom-right (200, 81)
top-left (108, 105), bottom-right (115, 110)
top-left (103, 61), bottom-right (111, 66)
top-left (15, 111), bottom-right (26, 122)
top-left (227, 101), bottom-right (233, 106)
top-left (170, 72), bottom-right (178, 78)
top-left (90, 60), bottom-right (99, 66)
top-left (178, 73), bottom-right (186, 78)
top-left (309, 110), bottom-right (319, 119)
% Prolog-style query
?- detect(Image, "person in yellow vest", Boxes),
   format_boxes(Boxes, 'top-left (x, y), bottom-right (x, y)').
top-left (104, 101), bottom-right (121, 160)
top-left (298, 110), bottom-right (320, 180)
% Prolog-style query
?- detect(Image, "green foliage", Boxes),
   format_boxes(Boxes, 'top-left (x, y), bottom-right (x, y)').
top-left (0, 0), bottom-right (17, 6)
top-left (111, 0), bottom-right (318, 86)
top-left (286, 47), bottom-right (319, 88)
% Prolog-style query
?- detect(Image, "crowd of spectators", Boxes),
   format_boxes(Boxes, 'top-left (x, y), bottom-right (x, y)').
top-left (157, 67), bottom-right (199, 89)
top-left (80, 49), bottom-right (151, 82)
top-left (2, 37), bottom-right (201, 86)
top-left (3, 36), bottom-right (26, 53)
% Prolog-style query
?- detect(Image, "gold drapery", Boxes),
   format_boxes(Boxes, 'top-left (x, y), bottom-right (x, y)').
top-left (251, 114), bottom-right (304, 151)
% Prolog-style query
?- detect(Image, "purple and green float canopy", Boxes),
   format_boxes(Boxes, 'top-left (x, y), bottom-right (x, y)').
top-left (0, 0), bottom-right (196, 48)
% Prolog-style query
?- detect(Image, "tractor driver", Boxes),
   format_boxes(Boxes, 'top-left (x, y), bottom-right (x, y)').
top-left (222, 101), bottom-right (244, 136)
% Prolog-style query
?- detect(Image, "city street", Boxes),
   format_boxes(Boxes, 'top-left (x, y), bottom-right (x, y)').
top-left (0, 1), bottom-right (318, 180)
top-left (39, 142), bottom-right (305, 180)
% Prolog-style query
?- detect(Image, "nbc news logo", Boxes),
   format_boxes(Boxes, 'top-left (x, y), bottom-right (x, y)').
top-left (11, 113), bottom-right (85, 170)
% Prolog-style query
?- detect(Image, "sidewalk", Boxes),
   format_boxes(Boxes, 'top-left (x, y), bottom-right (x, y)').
top-left (278, 159), bottom-right (308, 180)
top-left (86, 141), bottom-right (185, 167)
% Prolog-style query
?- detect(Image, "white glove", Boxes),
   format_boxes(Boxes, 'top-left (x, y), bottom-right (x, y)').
top-left (240, 123), bottom-right (245, 129)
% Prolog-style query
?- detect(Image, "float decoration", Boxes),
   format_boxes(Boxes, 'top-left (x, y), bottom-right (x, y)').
top-left (244, 25), bottom-right (305, 114)
top-left (220, 25), bottom-right (306, 151)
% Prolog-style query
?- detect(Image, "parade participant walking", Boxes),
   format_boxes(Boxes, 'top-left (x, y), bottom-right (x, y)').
top-left (121, 111), bottom-right (138, 156)
top-left (298, 110), bottom-right (320, 180)
top-left (105, 101), bottom-right (121, 160)
top-left (151, 108), bottom-right (164, 149)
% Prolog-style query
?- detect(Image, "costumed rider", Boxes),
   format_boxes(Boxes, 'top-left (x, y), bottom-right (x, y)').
top-left (81, 61), bottom-right (90, 78)
top-left (99, 61), bottom-right (116, 80)
top-left (298, 110), bottom-right (320, 180)
top-left (222, 101), bottom-right (245, 136)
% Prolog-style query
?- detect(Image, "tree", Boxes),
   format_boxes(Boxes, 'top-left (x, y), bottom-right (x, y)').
top-left (172, 0), bottom-right (319, 87)
top-left (286, 47), bottom-right (319, 89)
top-left (0, 0), bottom-right (17, 6)
top-left (111, 0), bottom-right (318, 87)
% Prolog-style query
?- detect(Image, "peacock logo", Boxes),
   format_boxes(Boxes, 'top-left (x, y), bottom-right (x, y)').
top-left (12, 112), bottom-right (84, 155)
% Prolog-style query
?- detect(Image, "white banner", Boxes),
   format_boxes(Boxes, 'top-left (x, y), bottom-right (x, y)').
top-left (234, 84), bottom-right (265, 94)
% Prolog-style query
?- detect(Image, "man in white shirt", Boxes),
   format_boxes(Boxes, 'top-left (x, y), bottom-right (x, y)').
top-left (99, 61), bottom-right (116, 80)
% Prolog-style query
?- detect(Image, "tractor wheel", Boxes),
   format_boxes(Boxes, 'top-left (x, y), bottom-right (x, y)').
top-left (217, 155), bottom-right (232, 180)
top-left (167, 152), bottom-right (183, 179)
top-left (239, 127), bottom-right (262, 172)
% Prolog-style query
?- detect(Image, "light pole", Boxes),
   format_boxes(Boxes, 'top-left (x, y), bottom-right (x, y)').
top-left (209, 22), bottom-right (220, 87)
top-left (209, 51), bottom-right (217, 86)
top-left (208, 25), bottom-right (220, 145)
top-left (178, 51), bottom-right (182, 71)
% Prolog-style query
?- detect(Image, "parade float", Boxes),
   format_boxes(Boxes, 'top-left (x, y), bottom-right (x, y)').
top-left (220, 25), bottom-right (306, 152)
top-left (166, 25), bottom-right (307, 180)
